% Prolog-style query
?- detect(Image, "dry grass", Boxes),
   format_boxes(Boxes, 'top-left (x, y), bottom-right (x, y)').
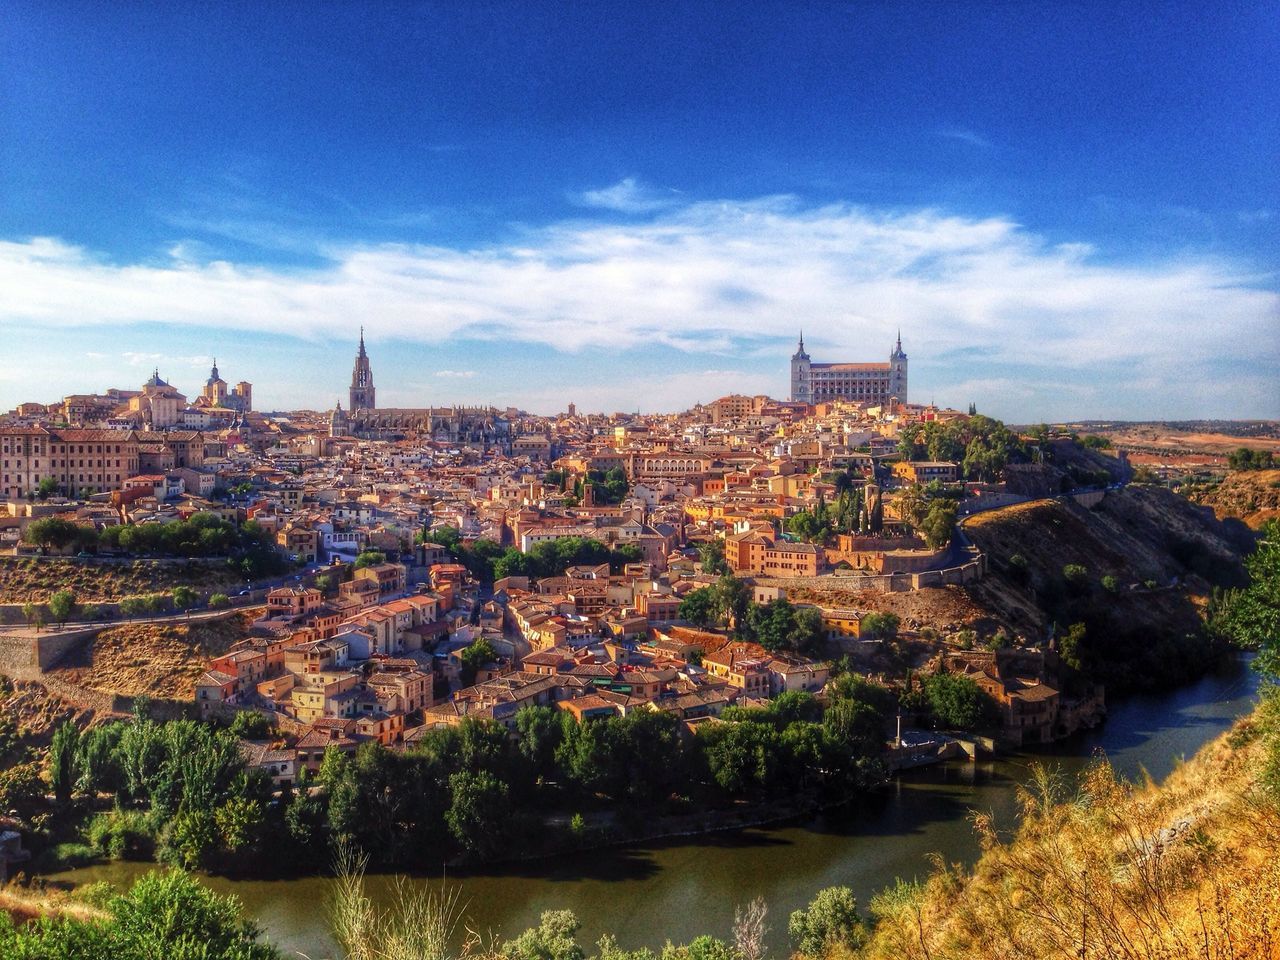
top-left (327, 847), bottom-right (478, 960)
top-left (51, 612), bottom-right (253, 700)
top-left (0, 882), bottom-right (109, 928)
top-left (855, 702), bottom-right (1280, 960)
top-left (0, 556), bottom-right (243, 603)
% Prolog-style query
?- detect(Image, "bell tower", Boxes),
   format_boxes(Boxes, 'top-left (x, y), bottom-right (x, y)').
top-left (349, 328), bottom-right (376, 411)
top-left (888, 330), bottom-right (908, 403)
top-left (790, 331), bottom-right (811, 403)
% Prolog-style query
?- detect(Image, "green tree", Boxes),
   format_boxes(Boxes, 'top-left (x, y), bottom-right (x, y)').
top-left (446, 770), bottom-right (511, 857)
top-left (228, 711), bottom-right (272, 740)
top-left (1059, 621), bottom-right (1088, 673)
top-left (859, 612), bottom-right (900, 643)
top-left (1218, 520), bottom-right (1280, 677)
top-left (48, 588), bottom-right (78, 625)
top-left (354, 550), bottom-right (387, 569)
top-left (24, 517), bottom-right (84, 551)
top-left (21, 600), bottom-right (44, 630)
top-left (792, 606), bottom-right (825, 655)
top-left (172, 584), bottom-right (198, 610)
top-left (208, 592), bottom-right (230, 609)
top-left (922, 672), bottom-right (995, 731)
top-left (919, 498), bottom-right (958, 549)
top-left (714, 573), bottom-right (752, 632)
top-left (48, 720), bottom-right (80, 804)
top-left (787, 510), bottom-right (825, 543)
top-left (698, 539), bottom-right (729, 576)
top-left (1062, 563), bottom-right (1090, 595)
top-left (515, 705), bottom-right (564, 782)
top-left (460, 637), bottom-right (498, 687)
top-left (678, 587), bottom-right (718, 628)
top-left (788, 886), bottom-right (867, 955)
top-left (895, 485), bottom-right (929, 530)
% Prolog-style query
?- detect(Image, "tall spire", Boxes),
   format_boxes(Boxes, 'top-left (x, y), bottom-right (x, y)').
top-left (358, 326), bottom-right (367, 358)
top-left (799, 329), bottom-right (804, 352)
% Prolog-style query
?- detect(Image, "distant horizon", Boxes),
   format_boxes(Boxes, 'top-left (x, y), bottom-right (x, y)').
top-left (4, 2), bottom-right (1277, 420)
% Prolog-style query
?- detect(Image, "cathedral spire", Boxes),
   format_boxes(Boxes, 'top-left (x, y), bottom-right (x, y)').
top-left (350, 328), bottom-right (376, 411)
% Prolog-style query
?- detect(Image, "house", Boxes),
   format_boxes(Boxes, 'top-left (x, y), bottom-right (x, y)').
top-left (352, 562), bottom-right (407, 598)
top-left (891, 461), bottom-right (960, 484)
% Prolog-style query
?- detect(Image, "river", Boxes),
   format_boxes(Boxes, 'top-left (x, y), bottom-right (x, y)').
top-left (46, 655), bottom-right (1261, 959)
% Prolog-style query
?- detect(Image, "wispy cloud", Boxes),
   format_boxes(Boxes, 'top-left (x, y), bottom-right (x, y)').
top-left (935, 127), bottom-right (992, 149)
top-left (574, 178), bottom-right (680, 213)
top-left (435, 369), bottom-right (477, 379)
top-left (1, 194), bottom-right (1276, 417)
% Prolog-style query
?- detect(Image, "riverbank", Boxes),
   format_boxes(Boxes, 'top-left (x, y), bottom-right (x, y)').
top-left (38, 655), bottom-right (1259, 959)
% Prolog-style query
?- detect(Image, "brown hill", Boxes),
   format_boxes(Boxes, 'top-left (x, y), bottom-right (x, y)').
top-left (0, 556), bottom-right (243, 603)
top-left (49, 611), bottom-right (253, 704)
top-left (962, 485), bottom-right (1253, 691)
top-left (1189, 468), bottom-right (1280, 529)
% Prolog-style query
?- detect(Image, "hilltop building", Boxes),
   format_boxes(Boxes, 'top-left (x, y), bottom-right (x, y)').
top-left (199, 360), bottom-right (252, 413)
top-left (790, 332), bottom-right (908, 406)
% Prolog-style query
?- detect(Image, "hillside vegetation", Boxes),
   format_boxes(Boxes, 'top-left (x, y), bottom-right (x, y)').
top-left (0, 556), bottom-right (243, 603)
top-left (962, 485), bottom-right (1253, 692)
top-left (853, 692), bottom-right (1280, 959)
top-left (1189, 468), bottom-right (1280, 530)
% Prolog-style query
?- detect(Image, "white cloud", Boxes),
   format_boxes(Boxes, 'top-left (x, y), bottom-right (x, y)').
top-left (435, 369), bottom-right (477, 379)
top-left (1, 196), bottom-right (1276, 417)
top-left (574, 178), bottom-right (679, 213)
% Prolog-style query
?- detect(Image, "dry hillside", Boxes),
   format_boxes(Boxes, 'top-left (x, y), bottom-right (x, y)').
top-left (1190, 468), bottom-right (1280, 529)
top-left (0, 676), bottom-right (96, 746)
top-left (0, 556), bottom-right (243, 603)
top-left (958, 486), bottom-right (1253, 692)
top-left (855, 697), bottom-right (1280, 960)
top-left (50, 611), bottom-right (254, 702)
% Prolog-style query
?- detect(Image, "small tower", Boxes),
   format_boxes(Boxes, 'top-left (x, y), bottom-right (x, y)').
top-left (349, 328), bottom-right (376, 412)
top-left (790, 331), bottom-right (812, 403)
top-left (889, 330), bottom-right (908, 404)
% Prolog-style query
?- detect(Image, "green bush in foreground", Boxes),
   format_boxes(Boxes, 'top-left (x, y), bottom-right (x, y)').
top-left (0, 870), bottom-right (279, 960)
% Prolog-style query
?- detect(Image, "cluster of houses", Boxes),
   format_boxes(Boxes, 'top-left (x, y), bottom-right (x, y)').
top-left (4, 371), bottom-right (1107, 769)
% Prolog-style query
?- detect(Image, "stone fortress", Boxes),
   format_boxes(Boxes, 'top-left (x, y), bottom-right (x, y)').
top-left (789, 331), bottom-right (908, 406)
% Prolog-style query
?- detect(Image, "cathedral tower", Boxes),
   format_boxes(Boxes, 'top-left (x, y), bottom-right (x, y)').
top-left (349, 328), bottom-right (376, 411)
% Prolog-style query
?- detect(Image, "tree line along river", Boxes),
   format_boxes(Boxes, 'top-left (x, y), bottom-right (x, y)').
top-left (46, 654), bottom-right (1260, 959)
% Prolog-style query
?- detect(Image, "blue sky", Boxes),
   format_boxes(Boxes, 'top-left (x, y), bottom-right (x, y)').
top-left (2, 1), bottom-right (1276, 419)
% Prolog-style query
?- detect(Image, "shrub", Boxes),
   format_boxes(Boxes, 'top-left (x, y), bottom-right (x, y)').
top-left (1007, 552), bottom-right (1031, 584)
top-left (1062, 563), bottom-right (1090, 595)
top-left (208, 593), bottom-right (230, 609)
top-left (1101, 574), bottom-right (1120, 593)
top-left (86, 809), bottom-right (155, 861)
top-left (48, 841), bottom-right (97, 869)
top-left (789, 886), bottom-right (867, 955)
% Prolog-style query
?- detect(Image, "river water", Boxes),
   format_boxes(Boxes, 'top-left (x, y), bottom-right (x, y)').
top-left (46, 656), bottom-right (1261, 959)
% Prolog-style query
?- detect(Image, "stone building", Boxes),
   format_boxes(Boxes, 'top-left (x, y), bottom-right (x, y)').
top-left (336, 332), bottom-right (510, 451)
top-left (790, 332), bottom-right (908, 405)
